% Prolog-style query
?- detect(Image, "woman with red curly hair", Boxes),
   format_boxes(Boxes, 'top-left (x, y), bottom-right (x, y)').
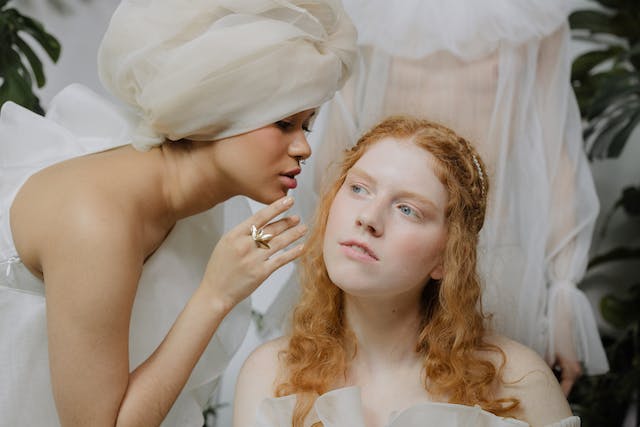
top-left (233, 116), bottom-right (578, 427)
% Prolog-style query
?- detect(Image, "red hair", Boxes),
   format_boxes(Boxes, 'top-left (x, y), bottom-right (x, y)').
top-left (276, 117), bottom-right (518, 425)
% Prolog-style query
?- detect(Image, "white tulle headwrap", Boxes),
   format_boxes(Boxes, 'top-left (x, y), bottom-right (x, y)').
top-left (98, 0), bottom-right (357, 151)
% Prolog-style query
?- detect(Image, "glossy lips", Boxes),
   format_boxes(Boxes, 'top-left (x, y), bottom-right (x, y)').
top-left (280, 167), bottom-right (301, 189)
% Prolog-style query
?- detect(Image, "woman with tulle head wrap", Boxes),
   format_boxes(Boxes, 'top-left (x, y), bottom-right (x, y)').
top-left (0, 1), bottom-right (356, 425)
top-left (234, 117), bottom-right (579, 427)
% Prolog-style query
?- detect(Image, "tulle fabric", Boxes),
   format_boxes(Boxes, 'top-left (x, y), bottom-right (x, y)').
top-left (263, 1), bottom-right (609, 376)
top-left (254, 387), bottom-right (580, 427)
top-left (341, 0), bottom-right (581, 61)
top-left (98, 0), bottom-right (357, 150)
top-left (0, 84), bottom-right (251, 426)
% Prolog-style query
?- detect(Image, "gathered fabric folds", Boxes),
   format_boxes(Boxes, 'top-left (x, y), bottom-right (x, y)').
top-left (98, 0), bottom-right (357, 150)
top-left (263, 0), bottom-right (609, 376)
top-left (254, 386), bottom-right (581, 427)
top-left (0, 84), bottom-right (251, 426)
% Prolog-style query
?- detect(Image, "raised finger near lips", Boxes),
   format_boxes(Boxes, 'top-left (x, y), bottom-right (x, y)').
top-left (243, 196), bottom-right (295, 231)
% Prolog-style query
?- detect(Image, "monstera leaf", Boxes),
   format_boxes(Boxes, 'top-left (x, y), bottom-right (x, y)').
top-left (570, 0), bottom-right (640, 159)
top-left (0, 0), bottom-right (60, 114)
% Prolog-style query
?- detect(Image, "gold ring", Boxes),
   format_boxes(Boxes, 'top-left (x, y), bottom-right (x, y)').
top-left (251, 224), bottom-right (273, 249)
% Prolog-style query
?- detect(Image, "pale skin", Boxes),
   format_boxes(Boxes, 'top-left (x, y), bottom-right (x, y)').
top-left (10, 110), bottom-right (314, 427)
top-left (233, 139), bottom-right (573, 427)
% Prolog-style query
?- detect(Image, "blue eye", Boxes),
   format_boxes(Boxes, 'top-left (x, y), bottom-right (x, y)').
top-left (350, 184), bottom-right (364, 194)
top-left (398, 205), bottom-right (415, 216)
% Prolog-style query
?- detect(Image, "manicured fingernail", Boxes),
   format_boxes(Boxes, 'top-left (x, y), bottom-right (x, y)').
top-left (282, 196), bottom-right (293, 206)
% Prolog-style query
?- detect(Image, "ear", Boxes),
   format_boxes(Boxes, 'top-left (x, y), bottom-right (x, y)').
top-left (430, 263), bottom-right (443, 281)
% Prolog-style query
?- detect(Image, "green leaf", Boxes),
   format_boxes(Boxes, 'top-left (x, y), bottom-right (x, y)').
top-left (585, 73), bottom-right (640, 120)
top-left (588, 246), bottom-right (640, 269)
top-left (601, 295), bottom-right (633, 329)
top-left (588, 107), bottom-right (638, 158)
top-left (572, 48), bottom-right (624, 80)
top-left (14, 35), bottom-right (45, 87)
top-left (0, 66), bottom-right (43, 114)
top-left (594, 0), bottom-right (622, 8)
top-left (628, 41), bottom-right (640, 70)
top-left (607, 109), bottom-right (640, 157)
top-left (609, 12), bottom-right (640, 41)
top-left (14, 12), bottom-right (61, 62)
top-left (570, 10), bottom-right (615, 34)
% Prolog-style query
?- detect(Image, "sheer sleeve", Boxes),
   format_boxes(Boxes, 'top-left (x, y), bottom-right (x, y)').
top-left (535, 25), bottom-right (608, 374)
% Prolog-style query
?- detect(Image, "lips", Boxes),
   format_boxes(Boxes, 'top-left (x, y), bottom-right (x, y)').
top-left (339, 240), bottom-right (379, 261)
top-left (280, 167), bottom-right (301, 190)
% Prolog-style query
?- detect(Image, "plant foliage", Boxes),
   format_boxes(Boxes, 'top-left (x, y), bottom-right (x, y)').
top-left (0, 0), bottom-right (60, 114)
top-left (569, 183), bottom-right (640, 425)
top-left (570, 0), bottom-right (640, 159)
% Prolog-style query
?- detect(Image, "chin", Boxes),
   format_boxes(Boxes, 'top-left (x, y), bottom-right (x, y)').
top-left (327, 266), bottom-right (380, 296)
top-left (249, 188), bottom-right (288, 205)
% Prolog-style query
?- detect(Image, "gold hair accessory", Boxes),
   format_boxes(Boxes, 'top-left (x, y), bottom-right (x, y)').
top-left (471, 154), bottom-right (486, 198)
top-left (251, 225), bottom-right (273, 249)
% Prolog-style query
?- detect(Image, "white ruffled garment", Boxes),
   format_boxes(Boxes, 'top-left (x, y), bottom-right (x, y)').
top-left (0, 84), bottom-right (252, 426)
top-left (255, 387), bottom-right (580, 427)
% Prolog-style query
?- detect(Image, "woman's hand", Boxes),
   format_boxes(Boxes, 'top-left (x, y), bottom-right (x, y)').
top-left (201, 196), bottom-right (307, 309)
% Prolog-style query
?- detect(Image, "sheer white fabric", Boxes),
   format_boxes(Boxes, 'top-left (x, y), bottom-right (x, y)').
top-left (98, 0), bottom-right (357, 150)
top-left (0, 84), bottom-right (251, 426)
top-left (254, 387), bottom-right (581, 427)
top-left (264, 0), bottom-right (608, 375)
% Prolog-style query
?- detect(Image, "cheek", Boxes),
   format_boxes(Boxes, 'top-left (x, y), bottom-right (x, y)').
top-left (391, 229), bottom-right (445, 276)
top-left (323, 203), bottom-right (342, 248)
top-left (241, 130), bottom-right (288, 166)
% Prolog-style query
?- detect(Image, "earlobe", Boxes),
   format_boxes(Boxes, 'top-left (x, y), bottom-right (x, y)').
top-left (430, 264), bottom-right (443, 281)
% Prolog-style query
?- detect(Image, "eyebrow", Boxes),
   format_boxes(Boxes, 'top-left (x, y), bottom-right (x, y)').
top-left (348, 167), bottom-right (440, 212)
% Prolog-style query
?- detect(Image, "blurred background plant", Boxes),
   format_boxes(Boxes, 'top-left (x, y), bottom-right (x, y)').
top-left (569, 0), bottom-right (640, 425)
top-left (0, 0), bottom-right (61, 114)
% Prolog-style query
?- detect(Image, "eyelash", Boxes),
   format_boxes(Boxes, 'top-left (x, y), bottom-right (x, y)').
top-left (275, 121), bottom-right (312, 133)
top-left (350, 184), bottom-right (366, 194)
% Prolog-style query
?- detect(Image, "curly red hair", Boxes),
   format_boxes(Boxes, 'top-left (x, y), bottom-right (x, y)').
top-left (275, 116), bottom-right (519, 426)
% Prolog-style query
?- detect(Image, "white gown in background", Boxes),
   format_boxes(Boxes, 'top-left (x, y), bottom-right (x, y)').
top-left (254, 387), bottom-right (580, 427)
top-left (0, 84), bottom-right (251, 426)
top-left (265, 0), bottom-right (609, 376)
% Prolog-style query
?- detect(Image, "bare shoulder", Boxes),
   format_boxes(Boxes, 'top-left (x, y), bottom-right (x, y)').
top-left (11, 161), bottom-right (144, 276)
top-left (486, 335), bottom-right (574, 426)
top-left (233, 336), bottom-right (290, 427)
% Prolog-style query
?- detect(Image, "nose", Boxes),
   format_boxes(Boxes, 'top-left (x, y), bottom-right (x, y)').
top-left (289, 130), bottom-right (312, 161)
top-left (355, 202), bottom-right (384, 237)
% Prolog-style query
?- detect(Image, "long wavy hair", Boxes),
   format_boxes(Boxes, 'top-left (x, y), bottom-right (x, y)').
top-left (275, 116), bottom-right (519, 426)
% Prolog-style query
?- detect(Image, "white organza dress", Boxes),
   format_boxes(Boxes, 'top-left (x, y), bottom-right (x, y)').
top-left (254, 387), bottom-right (580, 427)
top-left (265, 0), bottom-right (609, 376)
top-left (0, 84), bottom-right (251, 426)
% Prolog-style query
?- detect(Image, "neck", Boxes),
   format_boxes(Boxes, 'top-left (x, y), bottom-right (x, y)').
top-left (344, 288), bottom-right (424, 371)
top-left (156, 141), bottom-right (237, 222)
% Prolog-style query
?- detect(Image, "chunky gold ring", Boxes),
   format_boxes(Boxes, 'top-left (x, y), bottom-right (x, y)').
top-left (251, 224), bottom-right (273, 249)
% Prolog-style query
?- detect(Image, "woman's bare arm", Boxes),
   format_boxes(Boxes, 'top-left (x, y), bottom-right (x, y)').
top-left (16, 190), bottom-right (303, 427)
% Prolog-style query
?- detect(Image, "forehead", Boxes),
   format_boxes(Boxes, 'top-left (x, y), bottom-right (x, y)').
top-left (351, 138), bottom-right (447, 206)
